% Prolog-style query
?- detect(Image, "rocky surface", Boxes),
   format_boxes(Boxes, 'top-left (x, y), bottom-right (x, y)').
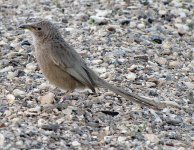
top-left (0, 0), bottom-right (194, 149)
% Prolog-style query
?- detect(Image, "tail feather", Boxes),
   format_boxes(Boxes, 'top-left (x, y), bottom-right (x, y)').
top-left (96, 79), bottom-right (161, 110)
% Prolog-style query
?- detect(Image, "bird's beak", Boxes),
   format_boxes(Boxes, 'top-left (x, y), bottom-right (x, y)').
top-left (19, 24), bottom-right (34, 30)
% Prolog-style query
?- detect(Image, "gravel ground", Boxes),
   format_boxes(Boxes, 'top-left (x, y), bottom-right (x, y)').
top-left (0, 0), bottom-right (194, 149)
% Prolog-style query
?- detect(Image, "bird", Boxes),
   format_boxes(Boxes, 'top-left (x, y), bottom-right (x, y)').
top-left (19, 20), bottom-right (160, 109)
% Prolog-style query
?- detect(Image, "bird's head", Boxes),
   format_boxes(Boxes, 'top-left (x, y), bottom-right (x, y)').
top-left (19, 20), bottom-right (60, 41)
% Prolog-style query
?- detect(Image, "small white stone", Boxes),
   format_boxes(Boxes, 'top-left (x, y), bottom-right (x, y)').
top-left (117, 136), bottom-right (126, 142)
top-left (38, 83), bottom-right (50, 90)
top-left (92, 59), bottom-right (103, 65)
top-left (104, 126), bottom-right (110, 135)
top-left (100, 72), bottom-right (109, 79)
top-left (174, 24), bottom-right (189, 31)
top-left (137, 23), bottom-right (145, 29)
top-left (126, 72), bottom-right (137, 81)
top-left (162, 42), bottom-right (171, 49)
top-left (4, 110), bottom-right (12, 117)
top-left (146, 82), bottom-right (156, 88)
top-left (144, 134), bottom-right (159, 143)
top-left (39, 92), bottom-right (55, 105)
top-left (72, 141), bottom-right (81, 147)
top-left (0, 66), bottom-right (13, 73)
top-left (78, 50), bottom-right (88, 56)
top-left (6, 94), bottom-right (15, 101)
top-left (16, 140), bottom-right (23, 146)
top-left (7, 71), bottom-right (17, 79)
top-left (128, 64), bottom-right (144, 71)
top-left (38, 119), bottom-right (47, 127)
top-left (13, 89), bottom-right (25, 97)
top-left (0, 40), bottom-right (6, 46)
top-left (0, 133), bottom-right (4, 146)
top-left (179, 12), bottom-right (186, 18)
top-left (25, 63), bottom-right (37, 73)
top-left (95, 9), bottom-right (112, 17)
top-left (90, 16), bottom-right (108, 24)
top-left (94, 67), bottom-right (106, 74)
top-left (104, 91), bottom-right (114, 96)
top-left (118, 58), bottom-right (126, 63)
top-left (6, 94), bottom-right (15, 104)
top-left (159, 10), bottom-right (167, 15)
top-left (11, 117), bottom-right (20, 123)
top-left (129, 21), bottom-right (136, 28)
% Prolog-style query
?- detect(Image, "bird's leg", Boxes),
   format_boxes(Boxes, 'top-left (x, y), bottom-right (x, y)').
top-left (60, 90), bottom-right (73, 103)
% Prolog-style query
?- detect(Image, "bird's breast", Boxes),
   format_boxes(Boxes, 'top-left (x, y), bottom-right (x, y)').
top-left (34, 45), bottom-right (84, 90)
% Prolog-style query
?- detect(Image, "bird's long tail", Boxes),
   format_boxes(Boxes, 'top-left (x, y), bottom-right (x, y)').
top-left (96, 78), bottom-right (162, 110)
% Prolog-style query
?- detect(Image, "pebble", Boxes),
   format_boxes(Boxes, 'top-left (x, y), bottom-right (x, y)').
top-left (0, 66), bottom-right (13, 73)
top-left (24, 63), bottom-right (37, 73)
top-left (137, 23), bottom-right (145, 29)
top-left (174, 24), bottom-right (189, 32)
top-left (72, 141), bottom-right (81, 147)
top-left (165, 116), bottom-right (182, 125)
top-left (38, 119), bottom-right (47, 127)
top-left (117, 136), bottom-right (127, 142)
top-left (0, 40), bottom-right (6, 46)
top-left (107, 25), bottom-right (116, 32)
top-left (144, 134), bottom-right (159, 143)
top-left (168, 61), bottom-right (181, 68)
top-left (126, 72), bottom-right (137, 81)
top-left (129, 21), bottom-right (137, 28)
top-left (162, 42), bottom-right (171, 49)
top-left (95, 9), bottom-right (112, 17)
top-left (38, 82), bottom-right (50, 90)
top-left (151, 36), bottom-right (163, 44)
top-left (16, 140), bottom-right (24, 147)
top-left (28, 106), bottom-right (41, 113)
top-left (4, 110), bottom-right (12, 117)
top-left (39, 92), bottom-right (55, 105)
top-left (92, 59), bottom-right (103, 65)
top-left (94, 67), bottom-right (106, 74)
top-left (104, 136), bottom-right (112, 143)
top-left (7, 71), bottom-right (17, 79)
top-left (13, 89), bottom-right (25, 98)
top-left (155, 57), bottom-right (167, 65)
top-left (179, 12), bottom-right (186, 18)
top-left (146, 82), bottom-right (156, 88)
top-left (159, 10), bottom-right (167, 15)
top-left (90, 16), bottom-right (108, 25)
top-left (120, 19), bottom-right (130, 25)
top-left (6, 94), bottom-right (15, 104)
top-left (0, 134), bottom-right (4, 146)
top-left (41, 124), bottom-right (59, 131)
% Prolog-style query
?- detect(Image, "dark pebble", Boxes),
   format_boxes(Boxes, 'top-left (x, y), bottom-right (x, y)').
top-left (120, 19), bottom-right (130, 25)
top-left (41, 124), bottom-right (60, 132)
top-left (21, 40), bottom-right (31, 46)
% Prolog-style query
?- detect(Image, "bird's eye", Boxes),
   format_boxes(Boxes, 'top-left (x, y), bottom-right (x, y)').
top-left (37, 27), bottom-right (42, 30)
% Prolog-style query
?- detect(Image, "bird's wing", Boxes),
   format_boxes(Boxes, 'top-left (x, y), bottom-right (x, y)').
top-left (49, 40), bottom-right (96, 91)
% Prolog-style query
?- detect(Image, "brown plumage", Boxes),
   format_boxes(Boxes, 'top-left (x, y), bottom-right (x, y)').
top-left (19, 20), bottom-right (161, 109)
